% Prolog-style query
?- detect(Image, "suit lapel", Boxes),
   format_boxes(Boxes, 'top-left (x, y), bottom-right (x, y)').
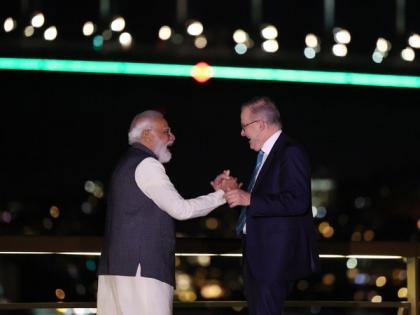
top-left (253, 133), bottom-right (286, 190)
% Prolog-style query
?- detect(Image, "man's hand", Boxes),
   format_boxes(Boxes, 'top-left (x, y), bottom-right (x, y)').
top-left (210, 170), bottom-right (231, 191)
top-left (224, 189), bottom-right (251, 208)
top-left (220, 177), bottom-right (242, 192)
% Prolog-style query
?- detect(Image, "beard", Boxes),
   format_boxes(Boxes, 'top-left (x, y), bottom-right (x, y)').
top-left (155, 139), bottom-right (173, 163)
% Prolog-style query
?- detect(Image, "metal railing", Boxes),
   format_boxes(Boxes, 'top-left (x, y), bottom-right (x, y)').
top-left (0, 237), bottom-right (418, 314)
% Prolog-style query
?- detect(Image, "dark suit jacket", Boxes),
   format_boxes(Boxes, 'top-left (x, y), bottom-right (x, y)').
top-left (245, 132), bottom-right (320, 284)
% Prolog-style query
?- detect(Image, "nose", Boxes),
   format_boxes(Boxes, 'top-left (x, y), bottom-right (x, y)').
top-left (240, 129), bottom-right (245, 137)
top-left (170, 132), bottom-right (176, 142)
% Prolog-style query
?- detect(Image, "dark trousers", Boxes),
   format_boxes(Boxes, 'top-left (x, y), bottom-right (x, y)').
top-left (243, 255), bottom-right (293, 315)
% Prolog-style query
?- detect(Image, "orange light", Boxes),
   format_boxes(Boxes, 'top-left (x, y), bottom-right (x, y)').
top-left (191, 62), bottom-right (213, 83)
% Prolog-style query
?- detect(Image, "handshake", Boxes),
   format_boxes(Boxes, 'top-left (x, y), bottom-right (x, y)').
top-left (210, 170), bottom-right (250, 208)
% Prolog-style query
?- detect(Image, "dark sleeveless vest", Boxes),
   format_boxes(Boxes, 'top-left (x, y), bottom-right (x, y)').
top-left (98, 143), bottom-right (176, 286)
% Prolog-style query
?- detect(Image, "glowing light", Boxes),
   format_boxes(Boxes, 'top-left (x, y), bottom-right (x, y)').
top-left (158, 26), bottom-right (172, 40)
top-left (305, 34), bottom-right (319, 48)
top-left (354, 273), bottom-right (369, 285)
top-left (110, 17), bottom-right (125, 32)
top-left (4, 18), bottom-right (16, 32)
top-left (376, 276), bottom-right (387, 287)
top-left (176, 273), bottom-right (192, 290)
top-left (24, 26), bottom-right (35, 37)
top-left (346, 268), bottom-right (359, 280)
top-left (82, 22), bottom-right (95, 36)
top-left (31, 13), bottom-right (45, 28)
top-left (55, 289), bottom-right (66, 300)
top-left (322, 273), bottom-right (336, 286)
top-left (333, 28), bottom-right (351, 44)
top-left (318, 222), bottom-right (330, 234)
top-left (119, 32), bottom-right (132, 48)
top-left (205, 217), bottom-right (219, 230)
top-left (93, 35), bottom-right (103, 50)
top-left (186, 20), bottom-right (203, 36)
top-left (319, 221), bottom-right (334, 238)
top-left (398, 287), bottom-right (408, 298)
top-left (191, 62), bottom-right (213, 83)
top-left (346, 258), bottom-right (358, 269)
top-left (262, 39), bottom-right (279, 53)
top-left (417, 218), bottom-right (420, 229)
top-left (372, 51), bottom-right (384, 64)
top-left (332, 44), bottom-right (348, 57)
top-left (401, 47), bottom-right (415, 62)
top-left (363, 230), bottom-right (375, 241)
top-left (201, 283), bottom-right (224, 299)
top-left (234, 43), bottom-right (247, 55)
top-left (233, 29), bottom-right (248, 43)
top-left (49, 206), bottom-right (60, 218)
top-left (376, 38), bottom-right (391, 53)
top-left (304, 47), bottom-right (316, 59)
top-left (197, 256), bottom-right (211, 267)
top-left (44, 26), bottom-right (58, 41)
top-left (408, 33), bottom-right (420, 49)
top-left (194, 36), bottom-right (207, 49)
top-left (261, 24), bottom-right (278, 40)
top-left (371, 295), bottom-right (382, 303)
top-left (177, 290), bottom-right (197, 302)
top-left (315, 206), bottom-right (327, 218)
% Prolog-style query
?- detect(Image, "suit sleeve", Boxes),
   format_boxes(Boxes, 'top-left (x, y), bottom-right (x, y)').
top-left (248, 145), bottom-right (311, 217)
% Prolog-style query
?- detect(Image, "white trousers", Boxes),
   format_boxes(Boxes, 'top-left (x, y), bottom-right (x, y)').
top-left (97, 265), bottom-right (174, 315)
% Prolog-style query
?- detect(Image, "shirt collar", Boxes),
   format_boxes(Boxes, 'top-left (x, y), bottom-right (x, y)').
top-left (261, 129), bottom-right (282, 155)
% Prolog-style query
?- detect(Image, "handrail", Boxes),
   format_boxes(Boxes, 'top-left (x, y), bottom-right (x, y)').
top-left (0, 300), bottom-right (411, 310)
top-left (0, 236), bottom-right (419, 257)
top-left (0, 237), bottom-right (418, 315)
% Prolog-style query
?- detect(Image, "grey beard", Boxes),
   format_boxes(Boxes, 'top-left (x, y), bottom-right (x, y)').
top-left (155, 142), bottom-right (172, 163)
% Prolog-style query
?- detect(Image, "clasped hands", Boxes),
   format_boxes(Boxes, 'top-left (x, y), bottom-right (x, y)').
top-left (210, 170), bottom-right (251, 208)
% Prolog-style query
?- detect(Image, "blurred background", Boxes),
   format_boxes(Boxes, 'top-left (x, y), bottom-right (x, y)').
top-left (0, 0), bottom-right (420, 314)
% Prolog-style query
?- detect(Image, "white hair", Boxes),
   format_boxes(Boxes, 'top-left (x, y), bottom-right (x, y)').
top-left (128, 110), bottom-right (163, 145)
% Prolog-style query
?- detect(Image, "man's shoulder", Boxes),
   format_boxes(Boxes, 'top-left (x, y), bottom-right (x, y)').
top-left (277, 134), bottom-right (308, 159)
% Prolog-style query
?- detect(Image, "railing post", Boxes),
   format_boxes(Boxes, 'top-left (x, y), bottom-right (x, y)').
top-left (407, 257), bottom-right (419, 315)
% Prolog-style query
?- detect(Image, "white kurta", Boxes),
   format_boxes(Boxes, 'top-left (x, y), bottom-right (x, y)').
top-left (97, 157), bottom-right (225, 315)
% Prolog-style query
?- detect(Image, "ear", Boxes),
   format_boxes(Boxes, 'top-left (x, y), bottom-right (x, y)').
top-left (141, 129), bottom-right (153, 142)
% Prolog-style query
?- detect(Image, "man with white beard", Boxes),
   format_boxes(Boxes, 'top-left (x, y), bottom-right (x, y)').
top-left (97, 110), bottom-right (237, 315)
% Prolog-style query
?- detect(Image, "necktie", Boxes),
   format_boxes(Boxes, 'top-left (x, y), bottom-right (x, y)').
top-left (235, 150), bottom-right (264, 235)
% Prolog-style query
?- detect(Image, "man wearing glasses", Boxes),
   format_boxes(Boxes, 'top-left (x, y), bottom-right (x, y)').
top-left (225, 97), bottom-right (320, 315)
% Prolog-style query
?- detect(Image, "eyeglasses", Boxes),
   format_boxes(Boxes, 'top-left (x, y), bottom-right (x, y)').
top-left (149, 127), bottom-right (173, 136)
top-left (241, 120), bottom-right (260, 132)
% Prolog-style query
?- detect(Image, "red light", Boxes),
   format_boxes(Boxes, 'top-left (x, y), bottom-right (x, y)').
top-left (191, 62), bottom-right (213, 83)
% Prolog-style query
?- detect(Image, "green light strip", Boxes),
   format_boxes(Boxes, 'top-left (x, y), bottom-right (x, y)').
top-left (1, 57), bottom-right (420, 89)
